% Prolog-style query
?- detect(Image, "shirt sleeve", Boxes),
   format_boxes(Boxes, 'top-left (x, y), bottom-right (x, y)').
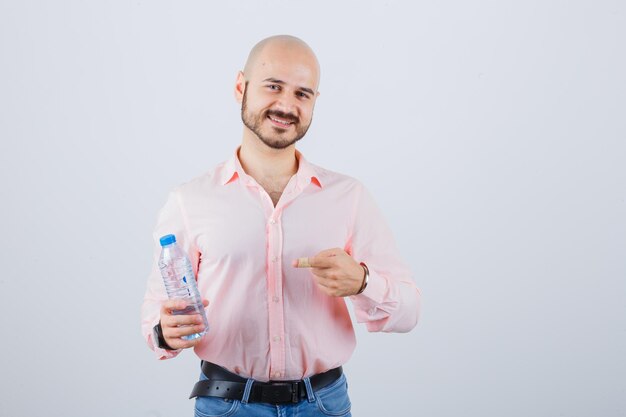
top-left (347, 182), bottom-right (421, 333)
top-left (140, 187), bottom-right (200, 359)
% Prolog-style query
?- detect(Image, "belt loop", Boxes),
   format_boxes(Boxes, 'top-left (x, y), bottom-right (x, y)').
top-left (302, 377), bottom-right (315, 403)
top-left (241, 378), bottom-right (254, 404)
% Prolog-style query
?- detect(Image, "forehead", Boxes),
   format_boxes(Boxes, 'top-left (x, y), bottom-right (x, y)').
top-left (249, 47), bottom-right (319, 90)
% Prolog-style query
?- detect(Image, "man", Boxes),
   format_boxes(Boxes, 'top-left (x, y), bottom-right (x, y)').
top-left (141, 35), bottom-right (421, 417)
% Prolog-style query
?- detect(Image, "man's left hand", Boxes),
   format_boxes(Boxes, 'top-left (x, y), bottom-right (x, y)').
top-left (292, 248), bottom-right (365, 297)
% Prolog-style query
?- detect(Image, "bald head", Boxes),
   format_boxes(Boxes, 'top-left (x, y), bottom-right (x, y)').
top-left (235, 35), bottom-right (321, 151)
top-left (242, 35), bottom-right (320, 90)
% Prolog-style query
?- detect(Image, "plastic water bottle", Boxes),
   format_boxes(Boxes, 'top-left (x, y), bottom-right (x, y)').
top-left (158, 234), bottom-right (208, 340)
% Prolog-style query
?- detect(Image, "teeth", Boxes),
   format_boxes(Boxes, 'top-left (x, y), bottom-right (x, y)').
top-left (269, 116), bottom-right (291, 125)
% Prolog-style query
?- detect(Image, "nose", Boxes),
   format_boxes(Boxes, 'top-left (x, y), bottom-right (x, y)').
top-left (273, 93), bottom-right (298, 115)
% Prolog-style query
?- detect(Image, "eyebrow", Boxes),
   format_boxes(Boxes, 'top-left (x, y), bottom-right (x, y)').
top-left (262, 78), bottom-right (315, 96)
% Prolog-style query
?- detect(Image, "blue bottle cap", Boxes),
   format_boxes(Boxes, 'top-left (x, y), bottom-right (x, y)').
top-left (159, 234), bottom-right (176, 247)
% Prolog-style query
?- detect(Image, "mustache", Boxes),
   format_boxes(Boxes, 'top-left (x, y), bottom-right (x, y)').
top-left (266, 109), bottom-right (299, 124)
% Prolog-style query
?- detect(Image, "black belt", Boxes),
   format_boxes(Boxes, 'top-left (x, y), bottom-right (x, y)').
top-left (189, 361), bottom-right (343, 404)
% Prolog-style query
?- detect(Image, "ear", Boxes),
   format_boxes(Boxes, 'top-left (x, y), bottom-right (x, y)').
top-left (234, 71), bottom-right (245, 103)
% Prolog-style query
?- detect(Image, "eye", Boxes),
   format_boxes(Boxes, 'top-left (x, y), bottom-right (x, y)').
top-left (297, 91), bottom-right (310, 99)
top-left (267, 84), bottom-right (280, 91)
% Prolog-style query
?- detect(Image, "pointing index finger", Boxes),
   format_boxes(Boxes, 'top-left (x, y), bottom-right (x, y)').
top-left (293, 257), bottom-right (311, 268)
top-left (293, 256), bottom-right (334, 268)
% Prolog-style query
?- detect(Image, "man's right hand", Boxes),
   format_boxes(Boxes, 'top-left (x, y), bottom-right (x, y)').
top-left (159, 299), bottom-right (209, 350)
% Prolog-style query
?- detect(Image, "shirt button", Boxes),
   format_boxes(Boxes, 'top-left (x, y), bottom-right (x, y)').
top-left (272, 256), bottom-right (279, 262)
top-left (269, 219), bottom-right (276, 224)
top-left (273, 372), bottom-right (281, 379)
top-left (272, 296), bottom-right (279, 303)
top-left (273, 335), bottom-right (280, 342)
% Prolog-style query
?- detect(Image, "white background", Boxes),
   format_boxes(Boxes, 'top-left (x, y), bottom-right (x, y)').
top-left (1, 1), bottom-right (624, 416)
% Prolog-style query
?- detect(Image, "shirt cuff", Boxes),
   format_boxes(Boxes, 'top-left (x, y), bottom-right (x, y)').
top-left (350, 268), bottom-right (386, 306)
top-left (148, 320), bottom-right (182, 360)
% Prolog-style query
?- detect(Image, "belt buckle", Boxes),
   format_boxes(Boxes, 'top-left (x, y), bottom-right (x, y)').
top-left (290, 381), bottom-right (300, 404)
top-left (260, 381), bottom-right (301, 404)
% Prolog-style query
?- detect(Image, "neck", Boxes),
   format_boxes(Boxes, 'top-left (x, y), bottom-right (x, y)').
top-left (238, 133), bottom-right (299, 181)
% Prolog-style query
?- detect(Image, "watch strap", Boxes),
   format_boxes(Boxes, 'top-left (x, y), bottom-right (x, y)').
top-left (153, 321), bottom-right (176, 350)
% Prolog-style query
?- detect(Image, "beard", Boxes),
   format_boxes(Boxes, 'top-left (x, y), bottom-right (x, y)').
top-left (240, 83), bottom-right (312, 150)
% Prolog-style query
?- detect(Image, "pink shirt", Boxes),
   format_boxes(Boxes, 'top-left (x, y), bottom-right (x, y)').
top-left (141, 147), bottom-right (421, 381)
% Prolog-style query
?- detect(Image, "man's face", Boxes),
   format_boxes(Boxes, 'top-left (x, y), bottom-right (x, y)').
top-left (239, 47), bottom-right (319, 150)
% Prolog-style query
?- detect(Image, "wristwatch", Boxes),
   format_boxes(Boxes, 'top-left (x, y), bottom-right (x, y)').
top-left (152, 321), bottom-right (175, 350)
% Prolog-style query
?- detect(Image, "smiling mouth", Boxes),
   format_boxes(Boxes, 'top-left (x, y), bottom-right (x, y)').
top-left (267, 114), bottom-right (295, 128)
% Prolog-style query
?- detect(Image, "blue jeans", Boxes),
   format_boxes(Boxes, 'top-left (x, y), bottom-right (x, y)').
top-left (194, 370), bottom-right (352, 417)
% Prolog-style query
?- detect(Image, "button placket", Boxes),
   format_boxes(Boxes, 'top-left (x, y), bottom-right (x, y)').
top-left (241, 173), bottom-right (315, 381)
top-left (266, 212), bottom-right (286, 380)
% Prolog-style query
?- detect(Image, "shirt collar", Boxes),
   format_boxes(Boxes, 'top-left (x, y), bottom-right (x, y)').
top-left (220, 149), bottom-right (241, 185)
top-left (220, 146), bottom-right (323, 189)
